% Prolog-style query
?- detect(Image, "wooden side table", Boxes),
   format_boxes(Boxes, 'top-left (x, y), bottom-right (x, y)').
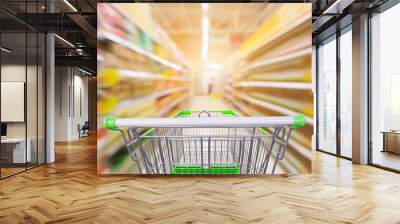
top-left (381, 131), bottom-right (400, 154)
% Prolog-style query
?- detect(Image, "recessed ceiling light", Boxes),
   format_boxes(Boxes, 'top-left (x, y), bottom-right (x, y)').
top-left (1, 47), bottom-right (11, 53)
top-left (323, 0), bottom-right (353, 14)
top-left (206, 63), bottom-right (222, 70)
top-left (54, 34), bottom-right (75, 48)
top-left (63, 0), bottom-right (78, 12)
top-left (78, 67), bottom-right (93, 76)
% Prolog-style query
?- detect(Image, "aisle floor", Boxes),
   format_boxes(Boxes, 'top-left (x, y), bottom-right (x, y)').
top-left (190, 94), bottom-right (228, 110)
top-left (1, 136), bottom-right (400, 223)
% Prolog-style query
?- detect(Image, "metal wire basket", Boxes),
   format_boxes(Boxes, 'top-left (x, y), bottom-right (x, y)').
top-left (104, 110), bottom-right (306, 175)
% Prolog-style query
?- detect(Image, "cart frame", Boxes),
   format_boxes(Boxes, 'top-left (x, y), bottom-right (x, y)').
top-left (104, 110), bottom-right (305, 174)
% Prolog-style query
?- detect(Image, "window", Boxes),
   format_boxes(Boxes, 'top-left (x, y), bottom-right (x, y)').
top-left (339, 28), bottom-right (352, 158)
top-left (317, 36), bottom-right (337, 154)
top-left (370, 3), bottom-right (400, 171)
top-left (0, 1), bottom-right (47, 179)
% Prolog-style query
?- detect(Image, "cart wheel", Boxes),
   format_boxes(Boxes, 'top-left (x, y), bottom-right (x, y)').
top-left (198, 110), bottom-right (211, 117)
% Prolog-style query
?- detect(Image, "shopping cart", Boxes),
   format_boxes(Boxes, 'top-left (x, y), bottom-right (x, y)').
top-left (103, 110), bottom-right (305, 175)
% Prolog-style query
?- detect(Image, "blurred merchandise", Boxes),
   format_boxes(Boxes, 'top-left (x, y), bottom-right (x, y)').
top-left (97, 4), bottom-right (191, 174)
top-left (221, 3), bottom-right (312, 173)
top-left (98, 3), bottom-right (312, 174)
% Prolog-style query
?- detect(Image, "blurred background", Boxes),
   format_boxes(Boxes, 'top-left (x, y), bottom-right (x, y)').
top-left (97, 3), bottom-right (312, 174)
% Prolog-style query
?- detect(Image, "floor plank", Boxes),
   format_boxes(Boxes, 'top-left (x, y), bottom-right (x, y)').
top-left (1, 135), bottom-right (400, 223)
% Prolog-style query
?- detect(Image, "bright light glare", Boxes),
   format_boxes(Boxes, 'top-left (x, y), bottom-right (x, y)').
top-left (201, 16), bottom-right (209, 61)
top-left (201, 3), bottom-right (209, 12)
top-left (205, 63), bottom-right (222, 70)
top-left (54, 34), bottom-right (75, 48)
top-left (78, 67), bottom-right (92, 76)
top-left (201, 45), bottom-right (208, 61)
top-left (1, 47), bottom-right (11, 53)
top-left (63, 0), bottom-right (78, 12)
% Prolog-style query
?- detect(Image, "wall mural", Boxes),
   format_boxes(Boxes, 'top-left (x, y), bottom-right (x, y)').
top-left (97, 3), bottom-right (312, 175)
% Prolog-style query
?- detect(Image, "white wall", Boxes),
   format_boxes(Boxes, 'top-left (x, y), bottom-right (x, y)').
top-left (55, 67), bottom-right (69, 141)
top-left (71, 73), bottom-right (89, 138)
top-left (1, 65), bottom-right (26, 136)
top-left (1, 65), bottom-right (36, 138)
top-left (54, 67), bottom-right (89, 141)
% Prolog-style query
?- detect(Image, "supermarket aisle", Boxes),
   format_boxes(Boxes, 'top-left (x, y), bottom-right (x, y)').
top-left (97, 3), bottom-right (312, 175)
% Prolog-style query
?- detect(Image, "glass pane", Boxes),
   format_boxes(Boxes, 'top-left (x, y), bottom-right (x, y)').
top-left (1, 30), bottom-right (27, 177)
top-left (27, 31), bottom-right (38, 168)
top-left (38, 33), bottom-right (45, 165)
top-left (0, 1), bottom-right (46, 178)
top-left (318, 37), bottom-right (337, 154)
top-left (25, 0), bottom-right (40, 169)
top-left (339, 29), bottom-right (352, 158)
top-left (371, 4), bottom-right (400, 171)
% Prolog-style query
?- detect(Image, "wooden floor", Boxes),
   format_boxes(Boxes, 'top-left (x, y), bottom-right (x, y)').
top-left (1, 136), bottom-right (400, 223)
top-left (0, 167), bottom-right (26, 178)
top-left (372, 151), bottom-right (400, 171)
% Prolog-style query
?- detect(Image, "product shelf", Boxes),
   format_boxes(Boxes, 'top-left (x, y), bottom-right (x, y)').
top-left (157, 94), bottom-right (189, 117)
top-left (98, 32), bottom-right (185, 72)
top-left (238, 14), bottom-right (311, 60)
top-left (233, 81), bottom-right (312, 90)
top-left (97, 4), bottom-right (194, 174)
top-left (225, 87), bottom-right (313, 125)
top-left (223, 89), bottom-right (312, 141)
top-left (239, 69), bottom-right (311, 83)
top-left (114, 87), bottom-right (189, 115)
top-left (245, 48), bottom-right (311, 71)
top-left (106, 68), bottom-right (190, 82)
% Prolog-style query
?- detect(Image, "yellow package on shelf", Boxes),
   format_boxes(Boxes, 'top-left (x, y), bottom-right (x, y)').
top-left (240, 14), bottom-right (280, 53)
top-left (98, 96), bottom-right (119, 116)
top-left (98, 68), bottom-right (121, 87)
top-left (154, 43), bottom-right (169, 59)
top-left (162, 69), bottom-right (173, 80)
top-left (98, 87), bottom-right (158, 116)
top-left (98, 68), bottom-right (158, 96)
top-left (99, 68), bottom-right (158, 88)
top-left (239, 4), bottom-right (310, 57)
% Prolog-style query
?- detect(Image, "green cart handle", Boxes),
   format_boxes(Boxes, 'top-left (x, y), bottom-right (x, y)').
top-left (292, 114), bottom-right (306, 129)
top-left (103, 114), bottom-right (306, 130)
